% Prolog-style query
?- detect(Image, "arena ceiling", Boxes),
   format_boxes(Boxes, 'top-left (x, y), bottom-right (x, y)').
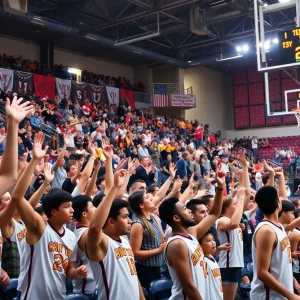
top-left (0, 0), bottom-right (297, 72)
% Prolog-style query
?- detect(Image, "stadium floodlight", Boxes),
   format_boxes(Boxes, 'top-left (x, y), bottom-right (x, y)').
top-left (236, 46), bottom-right (242, 52)
top-left (273, 38), bottom-right (279, 44)
top-left (242, 44), bottom-right (249, 52)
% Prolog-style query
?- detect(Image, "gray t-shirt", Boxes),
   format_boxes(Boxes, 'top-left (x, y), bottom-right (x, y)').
top-left (51, 165), bottom-right (67, 189)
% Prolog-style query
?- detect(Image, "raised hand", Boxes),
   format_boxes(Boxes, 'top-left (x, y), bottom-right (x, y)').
top-left (74, 265), bottom-right (88, 279)
top-left (93, 158), bottom-right (101, 171)
top-left (236, 187), bottom-right (246, 198)
top-left (35, 159), bottom-right (44, 174)
top-left (169, 162), bottom-right (176, 179)
top-left (19, 153), bottom-right (29, 170)
top-left (115, 158), bottom-right (128, 172)
top-left (238, 150), bottom-right (247, 167)
top-left (263, 160), bottom-right (274, 173)
top-left (102, 139), bottom-right (113, 159)
top-left (114, 169), bottom-right (128, 187)
top-left (32, 132), bottom-right (49, 160)
top-left (5, 96), bottom-right (33, 123)
top-left (88, 141), bottom-right (96, 156)
top-left (44, 163), bottom-right (55, 184)
top-left (172, 178), bottom-right (182, 192)
top-left (128, 158), bottom-right (139, 174)
top-left (188, 174), bottom-right (196, 187)
top-left (214, 160), bottom-right (225, 188)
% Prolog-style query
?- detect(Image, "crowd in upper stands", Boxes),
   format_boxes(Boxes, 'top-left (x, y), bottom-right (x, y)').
top-left (0, 53), bottom-right (145, 92)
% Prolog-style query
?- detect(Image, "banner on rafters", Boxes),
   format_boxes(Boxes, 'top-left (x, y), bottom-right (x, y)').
top-left (120, 89), bottom-right (136, 109)
top-left (71, 81), bottom-right (89, 102)
top-left (33, 74), bottom-right (55, 98)
top-left (13, 71), bottom-right (33, 95)
top-left (170, 94), bottom-right (196, 107)
top-left (0, 68), bottom-right (14, 92)
top-left (88, 84), bottom-right (105, 104)
top-left (106, 86), bottom-right (119, 106)
top-left (55, 78), bottom-right (71, 99)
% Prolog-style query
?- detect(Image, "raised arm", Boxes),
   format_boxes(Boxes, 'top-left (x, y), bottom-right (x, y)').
top-left (53, 132), bottom-right (68, 169)
top-left (189, 161), bottom-right (225, 239)
top-left (84, 159), bottom-right (101, 197)
top-left (102, 139), bottom-right (114, 191)
top-left (11, 132), bottom-right (48, 236)
top-left (179, 174), bottom-right (195, 203)
top-left (217, 188), bottom-right (246, 232)
top-left (153, 163), bottom-right (176, 206)
top-left (275, 168), bottom-right (287, 200)
top-left (0, 96), bottom-right (33, 195)
top-left (86, 170), bottom-right (127, 261)
top-left (263, 160), bottom-right (275, 187)
top-left (76, 142), bottom-right (96, 194)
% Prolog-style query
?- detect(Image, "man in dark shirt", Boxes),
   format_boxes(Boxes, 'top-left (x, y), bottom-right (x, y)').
top-left (62, 160), bottom-right (80, 194)
top-left (162, 154), bottom-right (172, 182)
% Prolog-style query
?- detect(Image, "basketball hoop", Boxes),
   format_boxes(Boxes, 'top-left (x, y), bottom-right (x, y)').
top-left (292, 108), bottom-right (300, 126)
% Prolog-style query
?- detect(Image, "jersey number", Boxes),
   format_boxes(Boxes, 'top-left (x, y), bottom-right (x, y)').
top-left (126, 257), bottom-right (137, 275)
top-left (53, 254), bottom-right (70, 274)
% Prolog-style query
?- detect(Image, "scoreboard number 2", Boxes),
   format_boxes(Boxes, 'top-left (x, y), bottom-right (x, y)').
top-left (296, 47), bottom-right (300, 61)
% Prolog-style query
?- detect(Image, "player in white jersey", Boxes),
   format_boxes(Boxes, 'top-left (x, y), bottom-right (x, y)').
top-left (199, 230), bottom-right (223, 300)
top-left (159, 161), bottom-right (225, 300)
top-left (72, 195), bottom-right (97, 300)
top-left (9, 132), bottom-right (88, 300)
top-left (288, 209), bottom-right (300, 285)
top-left (250, 185), bottom-right (300, 300)
top-left (216, 152), bottom-right (249, 300)
top-left (85, 144), bottom-right (144, 300)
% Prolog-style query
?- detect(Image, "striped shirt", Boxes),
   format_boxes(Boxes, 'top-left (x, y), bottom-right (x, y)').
top-left (132, 213), bottom-right (163, 267)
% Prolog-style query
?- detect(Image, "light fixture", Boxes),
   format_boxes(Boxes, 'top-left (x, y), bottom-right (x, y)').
top-left (264, 40), bottom-right (270, 50)
top-left (68, 68), bottom-right (81, 75)
top-left (236, 46), bottom-right (242, 52)
top-left (242, 44), bottom-right (249, 52)
top-left (114, 32), bottom-right (160, 46)
top-left (30, 19), bottom-right (45, 26)
top-left (133, 50), bottom-right (143, 55)
top-left (273, 38), bottom-right (279, 44)
top-left (188, 60), bottom-right (192, 63)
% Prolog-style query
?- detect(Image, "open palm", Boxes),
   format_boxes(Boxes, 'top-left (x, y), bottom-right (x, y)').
top-left (44, 163), bottom-right (55, 184)
top-left (33, 132), bottom-right (49, 160)
top-left (5, 96), bottom-right (33, 123)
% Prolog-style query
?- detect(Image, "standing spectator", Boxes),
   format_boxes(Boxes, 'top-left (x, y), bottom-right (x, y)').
top-left (30, 112), bottom-right (42, 131)
top-left (129, 156), bottom-right (155, 187)
top-left (138, 140), bottom-right (149, 157)
top-left (251, 136), bottom-right (258, 158)
top-left (23, 130), bottom-right (33, 159)
top-left (176, 152), bottom-right (190, 183)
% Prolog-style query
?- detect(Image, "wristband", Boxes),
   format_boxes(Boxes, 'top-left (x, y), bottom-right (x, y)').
top-left (34, 173), bottom-right (39, 177)
top-left (216, 187), bottom-right (224, 191)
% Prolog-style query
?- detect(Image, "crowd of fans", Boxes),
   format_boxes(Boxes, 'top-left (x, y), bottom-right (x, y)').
top-left (0, 53), bottom-right (145, 92)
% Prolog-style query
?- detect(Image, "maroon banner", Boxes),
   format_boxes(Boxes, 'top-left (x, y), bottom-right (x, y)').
top-left (120, 89), bottom-right (136, 109)
top-left (33, 74), bottom-right (55, 98)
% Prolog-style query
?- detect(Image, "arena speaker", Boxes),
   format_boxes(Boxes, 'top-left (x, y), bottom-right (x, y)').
top-left (3, 0), bottom-right (27, 15)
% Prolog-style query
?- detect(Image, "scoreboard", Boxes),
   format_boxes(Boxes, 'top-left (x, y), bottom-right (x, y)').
top-left (279, 28), bottom-right (300, 65)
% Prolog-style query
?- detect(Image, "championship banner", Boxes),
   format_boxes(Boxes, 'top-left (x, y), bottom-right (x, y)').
top-left (55, 78), bottom-right (71, 99)
top-left (33, 74), bottom-right (55, 98)
top-left (120, 89), bottom-right (136, 109)
top-left (0, 68), bottom-right (14, 92)
top-left (87, 84), bottom-right (105, 104)
top-left (71, 81), bottom-right (89, 102)
top-left (13, 71), bottom-right (33, 95)
top-left (170, 94), bottom-right (196, 107)
top-left (106, 86), bottom-right (119, 106)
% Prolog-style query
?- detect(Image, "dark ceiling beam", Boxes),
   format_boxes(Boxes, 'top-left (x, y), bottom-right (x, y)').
top-left (147, 39), bottom-right (174, 49)
top-left (115, 3), bottom-right (133, 21)
top-left (91, 0), bottom-right (111, 21)
top-left (81, 0), bottom-right (201, 33)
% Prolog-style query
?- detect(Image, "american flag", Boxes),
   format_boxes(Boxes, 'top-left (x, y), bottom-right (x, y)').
top-left (153, 84), bottom-right (169, 107)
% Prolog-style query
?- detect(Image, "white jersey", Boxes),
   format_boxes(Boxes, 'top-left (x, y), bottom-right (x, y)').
top-left (89, 234), bottom-right (140, 300)
top-left (204, 255), bottom-right (223, 300)
top-left (73, 226), bottom-right (96, 295)
top-left (291, 228), bottom-right (300, 274)
top-left (18, 222), bottom-right (77, 300)
top-left (9, 219), bottom-right (27, 291)
top-left (165, 233), bottom-right (207, 300)
top-left (250, 220), bottom-right (293, 300)
top-left (216, 216), bottom-right (244, 268)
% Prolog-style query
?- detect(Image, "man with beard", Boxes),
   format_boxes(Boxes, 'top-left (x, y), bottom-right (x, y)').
top-left (159, 162), bottom-right (225, 300)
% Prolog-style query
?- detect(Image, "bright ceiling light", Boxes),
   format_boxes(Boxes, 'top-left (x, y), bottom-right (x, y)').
top-left (273, 38), bottom-right (279, 44)
top-left (242, 44), bottom-right (249, 52)
top-left (264, 40), bottom-right (270, 50)
top-left (236, 46), bottom-right (242, 52)
top-left (188, 60), bottom-right (192, 63)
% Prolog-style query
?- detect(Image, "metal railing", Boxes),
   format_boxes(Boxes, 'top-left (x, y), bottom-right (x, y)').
top-left (240, 147), bottom-right (253, 160)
